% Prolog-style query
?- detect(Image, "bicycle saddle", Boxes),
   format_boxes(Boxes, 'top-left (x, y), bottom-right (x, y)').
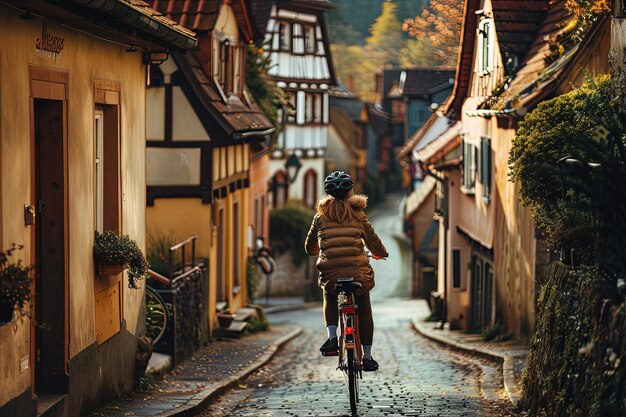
top-left (334, 277), bottom-right (362, 293)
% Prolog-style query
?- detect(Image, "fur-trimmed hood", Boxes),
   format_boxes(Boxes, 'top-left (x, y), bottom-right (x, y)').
top-left (316, 193), bottom-right (368, 215)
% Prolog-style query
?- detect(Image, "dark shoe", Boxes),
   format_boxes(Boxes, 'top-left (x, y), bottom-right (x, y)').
top-left (362, 357), bottom-right (379, 372)
top-left (320, 338), bottom-right (339, 353)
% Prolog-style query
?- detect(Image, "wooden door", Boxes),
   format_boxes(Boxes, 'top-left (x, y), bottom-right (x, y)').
top-left (34, 98), bottom-right (68, 393)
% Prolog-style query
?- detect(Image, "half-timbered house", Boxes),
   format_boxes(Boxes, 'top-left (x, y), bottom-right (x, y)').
top-left (264, 0), bottom-right (336, 209)
top-left (145, 0), bottom-right (274, 333)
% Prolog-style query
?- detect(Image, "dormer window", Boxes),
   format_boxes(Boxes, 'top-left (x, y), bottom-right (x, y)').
top-left (213, 37), bottom-right (242, 98)
top-left (478, 18), bottom-right (493, 73)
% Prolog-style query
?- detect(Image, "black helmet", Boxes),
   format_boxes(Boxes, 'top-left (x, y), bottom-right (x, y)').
top-left (324, 171), bottom-right (354, 196)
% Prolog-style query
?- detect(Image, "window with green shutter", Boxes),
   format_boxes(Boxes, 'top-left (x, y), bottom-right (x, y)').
top-left (480, 137), bottom-right (491, 201)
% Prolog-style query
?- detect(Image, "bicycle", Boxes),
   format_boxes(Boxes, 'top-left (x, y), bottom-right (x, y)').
top-left (323, 277), bottom-right (363, 417)
top-left (145, 285), bottom-right (169, 345)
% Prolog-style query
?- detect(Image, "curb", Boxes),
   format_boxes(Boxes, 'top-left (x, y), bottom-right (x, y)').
top-left (156, 326), bottom-right (303, 417)
top-left (411, 317), bottom-right (521, 405)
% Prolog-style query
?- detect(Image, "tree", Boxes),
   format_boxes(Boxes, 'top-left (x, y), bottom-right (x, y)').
top-left (402, 0), bottom-right (464, 66)
top-left (365, 0), bottom-right (404, 66)
top-left (398, 38), bottom-right (439, 67)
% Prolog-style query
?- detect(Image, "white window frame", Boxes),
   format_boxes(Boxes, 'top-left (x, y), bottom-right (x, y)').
top-left (94, 110), bottom-right (104, 233)
top-left (478, 18), bottom-right (494, 74)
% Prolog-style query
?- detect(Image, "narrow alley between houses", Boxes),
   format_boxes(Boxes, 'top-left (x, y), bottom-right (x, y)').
top-left (197, 193), bottom-right (514, 417)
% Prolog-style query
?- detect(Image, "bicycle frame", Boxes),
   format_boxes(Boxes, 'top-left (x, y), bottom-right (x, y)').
top-left (338, 292), bottom-right (363, 372)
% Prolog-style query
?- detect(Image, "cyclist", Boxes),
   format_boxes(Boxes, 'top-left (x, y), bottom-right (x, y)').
top-left (304, 171), bottom-right (388, 372)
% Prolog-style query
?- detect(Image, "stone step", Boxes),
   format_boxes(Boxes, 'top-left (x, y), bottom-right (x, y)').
top-left (234, 307), bottom-right (256, 322)
top-left (37, 394), bottom-right (67, 417)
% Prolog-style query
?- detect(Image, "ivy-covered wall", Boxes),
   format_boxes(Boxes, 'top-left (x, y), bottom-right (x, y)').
top-left (519, 262), bottom-right (624, 416)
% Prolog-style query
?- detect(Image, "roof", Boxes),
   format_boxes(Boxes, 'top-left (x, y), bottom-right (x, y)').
top-left (491, 0), bottom-right (550, 61)
top-left (402, 67), bottom-right (455, 97)
top-left (150, 0), bottom-right (220, 32)
top-left (485, 1), bottom-right (605, 110)
top-left (367, 105), bottom-right (391, 137)
top-left (404, 175), bottom-right (437, 219)
top-left (15, 0), bottom-right (197, 51)
top-left (414, 121), bottom-right (462, 165)
top-left (150, 0), bottom-right (272, 40)
top-left (173, 51), bottom-right (273, 142)
top-left (277, 0), bottom-right (333, 12)
top-left (398, 110), bottom-right (454, 159)
top-left (441, 0), bottom-right (480, 118)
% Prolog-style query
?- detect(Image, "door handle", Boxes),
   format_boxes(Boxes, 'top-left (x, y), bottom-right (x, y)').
top-left (24, 204), bottom-right (35, 226)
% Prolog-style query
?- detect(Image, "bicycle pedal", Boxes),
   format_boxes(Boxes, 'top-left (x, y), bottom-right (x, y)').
top-left (321, 350), bottom-right (339, 356)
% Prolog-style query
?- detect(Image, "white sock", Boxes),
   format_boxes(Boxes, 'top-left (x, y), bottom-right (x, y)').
top-left (327, 325), bottom-right (338, 340)
top-left (363, 345), bottom-right (372, 360)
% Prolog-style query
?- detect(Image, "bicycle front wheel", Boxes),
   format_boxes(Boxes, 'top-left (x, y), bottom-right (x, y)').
top-left (347, 347), bottom-right (359, 416)
top-left (145, 286), bottom-right (168, 345)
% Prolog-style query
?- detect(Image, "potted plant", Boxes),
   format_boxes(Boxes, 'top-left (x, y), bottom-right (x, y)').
top-left (0, 244), bottom-right (32, 325)
top-left (216, 309), bottom-right (236, 328)
top-left (94, 231), bottom-right (149, 289)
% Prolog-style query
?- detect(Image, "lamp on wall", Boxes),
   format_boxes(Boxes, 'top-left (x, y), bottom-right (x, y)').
top-left (285, 153), bottom-right (302, 183)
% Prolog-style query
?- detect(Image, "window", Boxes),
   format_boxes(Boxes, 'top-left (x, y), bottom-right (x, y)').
top-left (94, 110), bottom-right (104, 233)
top-left (304, 25), bottom-right (316, 54)
top-left (279, 22), bottom-right (291, 51)
top-left (303, 170), bottom-right (317, 208)
top-left (305, 93), bottom-right (323, 123)
top-left (271, 171), bottom-right (288, 208)
top-left (452, 249), bottom-right (461, 288)
top-left (146, 147), bottom-right (201, 186)
top-left (93, 103), bottom-right (121, 234)
top-left (478, 18), bottom-right (493, 73)
top-left (233, 202), bottom-right (240, 292)
top-left (461, 139), bottom-right (476, 192)
top-left (479, 137), bottom-right (491, 201)
top-left (292, 23), bottom-right (304, 54)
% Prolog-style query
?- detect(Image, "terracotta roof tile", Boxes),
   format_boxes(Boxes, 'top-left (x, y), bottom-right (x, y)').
top-left (149, 0), bottom-right (220, 32)
top-left (492, 0), bottom-right (551, 59)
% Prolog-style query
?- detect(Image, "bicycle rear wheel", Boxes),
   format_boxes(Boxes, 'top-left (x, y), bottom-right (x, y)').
top-left (145, 286), bottom-right (168, 345)
top-left (347, 348), bottom-right (359, 416)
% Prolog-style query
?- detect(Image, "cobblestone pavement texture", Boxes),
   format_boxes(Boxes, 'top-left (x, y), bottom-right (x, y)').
top-left (87, 324), bottom-right (299, 417)
top-left (199, 300), bottom-right (515, 417)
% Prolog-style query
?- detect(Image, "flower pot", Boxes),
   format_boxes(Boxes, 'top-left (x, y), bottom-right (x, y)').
top-left (217, 313), bottom-right (235, 328)
top-left (97, 263), bottom-right (126, 276)
top-left (0, 302), bottom-right (14, 325)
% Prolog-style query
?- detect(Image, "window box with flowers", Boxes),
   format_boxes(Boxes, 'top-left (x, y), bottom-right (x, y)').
top-left (93, 231), bottom-right (149, 289)
top-left (0, 244), bottom-right (32, 325)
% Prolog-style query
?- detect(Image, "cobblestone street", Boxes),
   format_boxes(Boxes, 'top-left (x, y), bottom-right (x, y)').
top-left (198, 300), bottom-right (515, 417)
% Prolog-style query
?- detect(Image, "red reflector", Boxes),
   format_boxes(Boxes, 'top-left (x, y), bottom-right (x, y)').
top-left (341, 306), bottom-right (356, 314)
top-left (345, 327), bottom-right (354, 334)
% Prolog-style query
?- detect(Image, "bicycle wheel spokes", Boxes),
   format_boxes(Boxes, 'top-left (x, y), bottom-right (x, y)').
top-left (145, 286), bottom-right (168, 345)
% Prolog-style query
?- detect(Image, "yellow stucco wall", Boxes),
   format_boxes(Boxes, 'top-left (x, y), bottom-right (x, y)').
top-left (0, 8), bottom-right (146, 405)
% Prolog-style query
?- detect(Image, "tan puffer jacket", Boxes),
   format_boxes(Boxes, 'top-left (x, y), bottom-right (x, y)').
top-left (304, 194), bottom-right (388, 294)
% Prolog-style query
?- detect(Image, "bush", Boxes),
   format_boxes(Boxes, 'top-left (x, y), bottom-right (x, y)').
top-left (269, 204), bottom-right (314, 267)
top-left (508, 74), bottom-right (617, 251)
top-left (0, 244), bottom-right (32, 319)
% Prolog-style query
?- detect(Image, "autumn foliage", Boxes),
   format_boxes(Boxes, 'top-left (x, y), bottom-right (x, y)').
top-left (402, 0), bottom-right (464, 66)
